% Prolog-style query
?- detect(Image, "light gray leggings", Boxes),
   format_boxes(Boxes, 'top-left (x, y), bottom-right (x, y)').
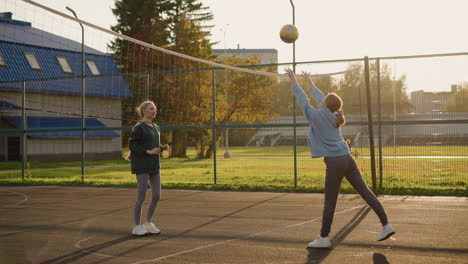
top-left (134, 172), bottom-right (161, 226)
top-left (321, 154), bottom-right (388, 237)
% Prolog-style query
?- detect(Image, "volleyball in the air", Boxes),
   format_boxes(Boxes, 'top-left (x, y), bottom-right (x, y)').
top-left (279, 24), bottom-right (299, 43)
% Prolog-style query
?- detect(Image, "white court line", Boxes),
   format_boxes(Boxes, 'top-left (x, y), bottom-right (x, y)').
top-left (402, 208), bottom-right (468, 212)
top-left (3, 190), bottom-right (29, 207)
top-left (75, 236), bottom-right (119, 258)
top-left (349, 251), bottom-right (374, 257)
top-left (75, 236), bottom-right (95, 248)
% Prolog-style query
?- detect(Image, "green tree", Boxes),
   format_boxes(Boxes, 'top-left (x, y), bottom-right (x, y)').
top-left (270, 79), bottom-right (294, 116)
top-left (371, 63), bottom-right (413, 115)
top-left (110, 0), bottom-right (215, 158)
top-left (162, 4), bottom-right (215, 157)
top-left (110, 0), bottom-right (173, 152)
top-left (339, 63), bottom-right (412, 115)
top-left (201, 55), bottom-right (275, 158)
top-left (445, 83), bottom-right (468, 112)
top-left (110, 0), bottom-right (171, 72)
top-left (338, 63), bottom-right (366, 113)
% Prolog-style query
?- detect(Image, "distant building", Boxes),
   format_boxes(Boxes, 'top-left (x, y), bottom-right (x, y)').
top-left (410, 85), bottom-right (457, 113)
top-left (213, 48), bottom-right (278, 65)
top-left (0, 12), bottom-right (131, 161)
top-left (247, 112), bottom-right (468, 147)
top-left (246, 115), bottom-right (365, 147)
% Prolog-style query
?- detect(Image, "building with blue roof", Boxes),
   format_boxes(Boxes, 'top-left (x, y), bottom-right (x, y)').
top-left (0, 12), bottom-right (131, 161)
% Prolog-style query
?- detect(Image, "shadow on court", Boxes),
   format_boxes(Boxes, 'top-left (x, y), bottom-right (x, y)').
top-left (79, 193), bottom-right (289, 263)
top-left (0, 186), bottom-right (467, 264)
top-left (307, 206), bottom-right (371, 263)
top-left (372, 253), bottom-right (389, 264)
top-left (42, 235), bottom-right (134, 264)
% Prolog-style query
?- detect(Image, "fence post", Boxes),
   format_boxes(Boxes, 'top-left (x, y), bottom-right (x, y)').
top-left (211, 70), bottom-right (217, 184)
top-left (364, 56), bottom-right (377, 193)
top-left (376, 58), bottom-right (383, 190)
top-left (21, 81), bottom-right (27, 181)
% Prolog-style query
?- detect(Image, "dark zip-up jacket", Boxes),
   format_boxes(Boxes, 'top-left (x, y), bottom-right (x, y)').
top-left (129, 122), bottom-right (161, 174)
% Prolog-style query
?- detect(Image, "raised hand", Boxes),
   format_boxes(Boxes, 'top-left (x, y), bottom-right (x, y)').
top-left (300, 71), bottom-right (315, 86)
top-left (284, 67), bottom-right (298, 84)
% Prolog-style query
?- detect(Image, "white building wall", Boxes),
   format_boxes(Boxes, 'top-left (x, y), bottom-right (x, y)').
top-left (0, 91), bottom-right (123, 160)
top-left (27, 138), bottom-right (117, 154)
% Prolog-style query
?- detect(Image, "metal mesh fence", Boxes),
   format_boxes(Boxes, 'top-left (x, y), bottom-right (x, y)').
top-left (374, 55), bottom-right (468, 193)
top-left (2, 55), bottom-right (468, 195)
top-left (1, 0), bottom-right (467, 195)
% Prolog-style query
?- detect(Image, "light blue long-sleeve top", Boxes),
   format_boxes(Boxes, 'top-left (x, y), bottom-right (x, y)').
top-left (291, 83), bottom-right (350, 158)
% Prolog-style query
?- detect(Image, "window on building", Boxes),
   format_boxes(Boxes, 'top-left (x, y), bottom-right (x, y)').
top-left (24, 52), bottom-right (41, 70)
top-left (57, 56), bottom-right (73, 73)
top-left (0, 52), bottom-right (6, 66)
top-left (86, 60), bottom-right (100, 75)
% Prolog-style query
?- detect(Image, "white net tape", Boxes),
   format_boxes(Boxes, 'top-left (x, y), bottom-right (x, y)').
top-left (22, 0), bottom-right (349, 78)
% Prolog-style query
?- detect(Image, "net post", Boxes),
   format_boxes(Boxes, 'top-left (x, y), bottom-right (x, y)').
top-left (364, 56), bottom-right (377, 193)
top-left (290, 0), bottom-right (298, 188)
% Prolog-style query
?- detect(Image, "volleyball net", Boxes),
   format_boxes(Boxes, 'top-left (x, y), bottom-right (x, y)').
top-left (1, 0), bottom-right (355, 148)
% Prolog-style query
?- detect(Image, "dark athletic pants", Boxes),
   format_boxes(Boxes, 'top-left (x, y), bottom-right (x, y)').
top-left (320, 154), bottom-right (388, 237)
top-left (134, 172), bottom-right (161, 226)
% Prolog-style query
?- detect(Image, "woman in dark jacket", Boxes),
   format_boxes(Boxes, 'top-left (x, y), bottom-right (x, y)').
top-left (128, 100), bottom-right (169, 235)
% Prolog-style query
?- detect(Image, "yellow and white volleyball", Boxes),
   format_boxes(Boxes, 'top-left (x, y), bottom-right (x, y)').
top-left (279, 24), bottom-right (299, 43)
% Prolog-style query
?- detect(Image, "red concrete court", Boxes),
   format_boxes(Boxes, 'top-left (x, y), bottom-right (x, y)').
top-left (0, 186), bottom-right (467, 263)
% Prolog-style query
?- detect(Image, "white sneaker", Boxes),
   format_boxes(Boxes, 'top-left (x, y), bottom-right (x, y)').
top-left (143, 222), bottom-right (160, 234)
top-left (308, 236), bottom-right (332, 248)
top-left (132, 225), bottom-right (147, 236)
top-left (377, 223), bottom-right (395, 241)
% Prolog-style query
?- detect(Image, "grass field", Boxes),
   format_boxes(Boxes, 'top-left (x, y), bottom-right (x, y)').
top-left (1, 146), bottom-right (467, 196)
